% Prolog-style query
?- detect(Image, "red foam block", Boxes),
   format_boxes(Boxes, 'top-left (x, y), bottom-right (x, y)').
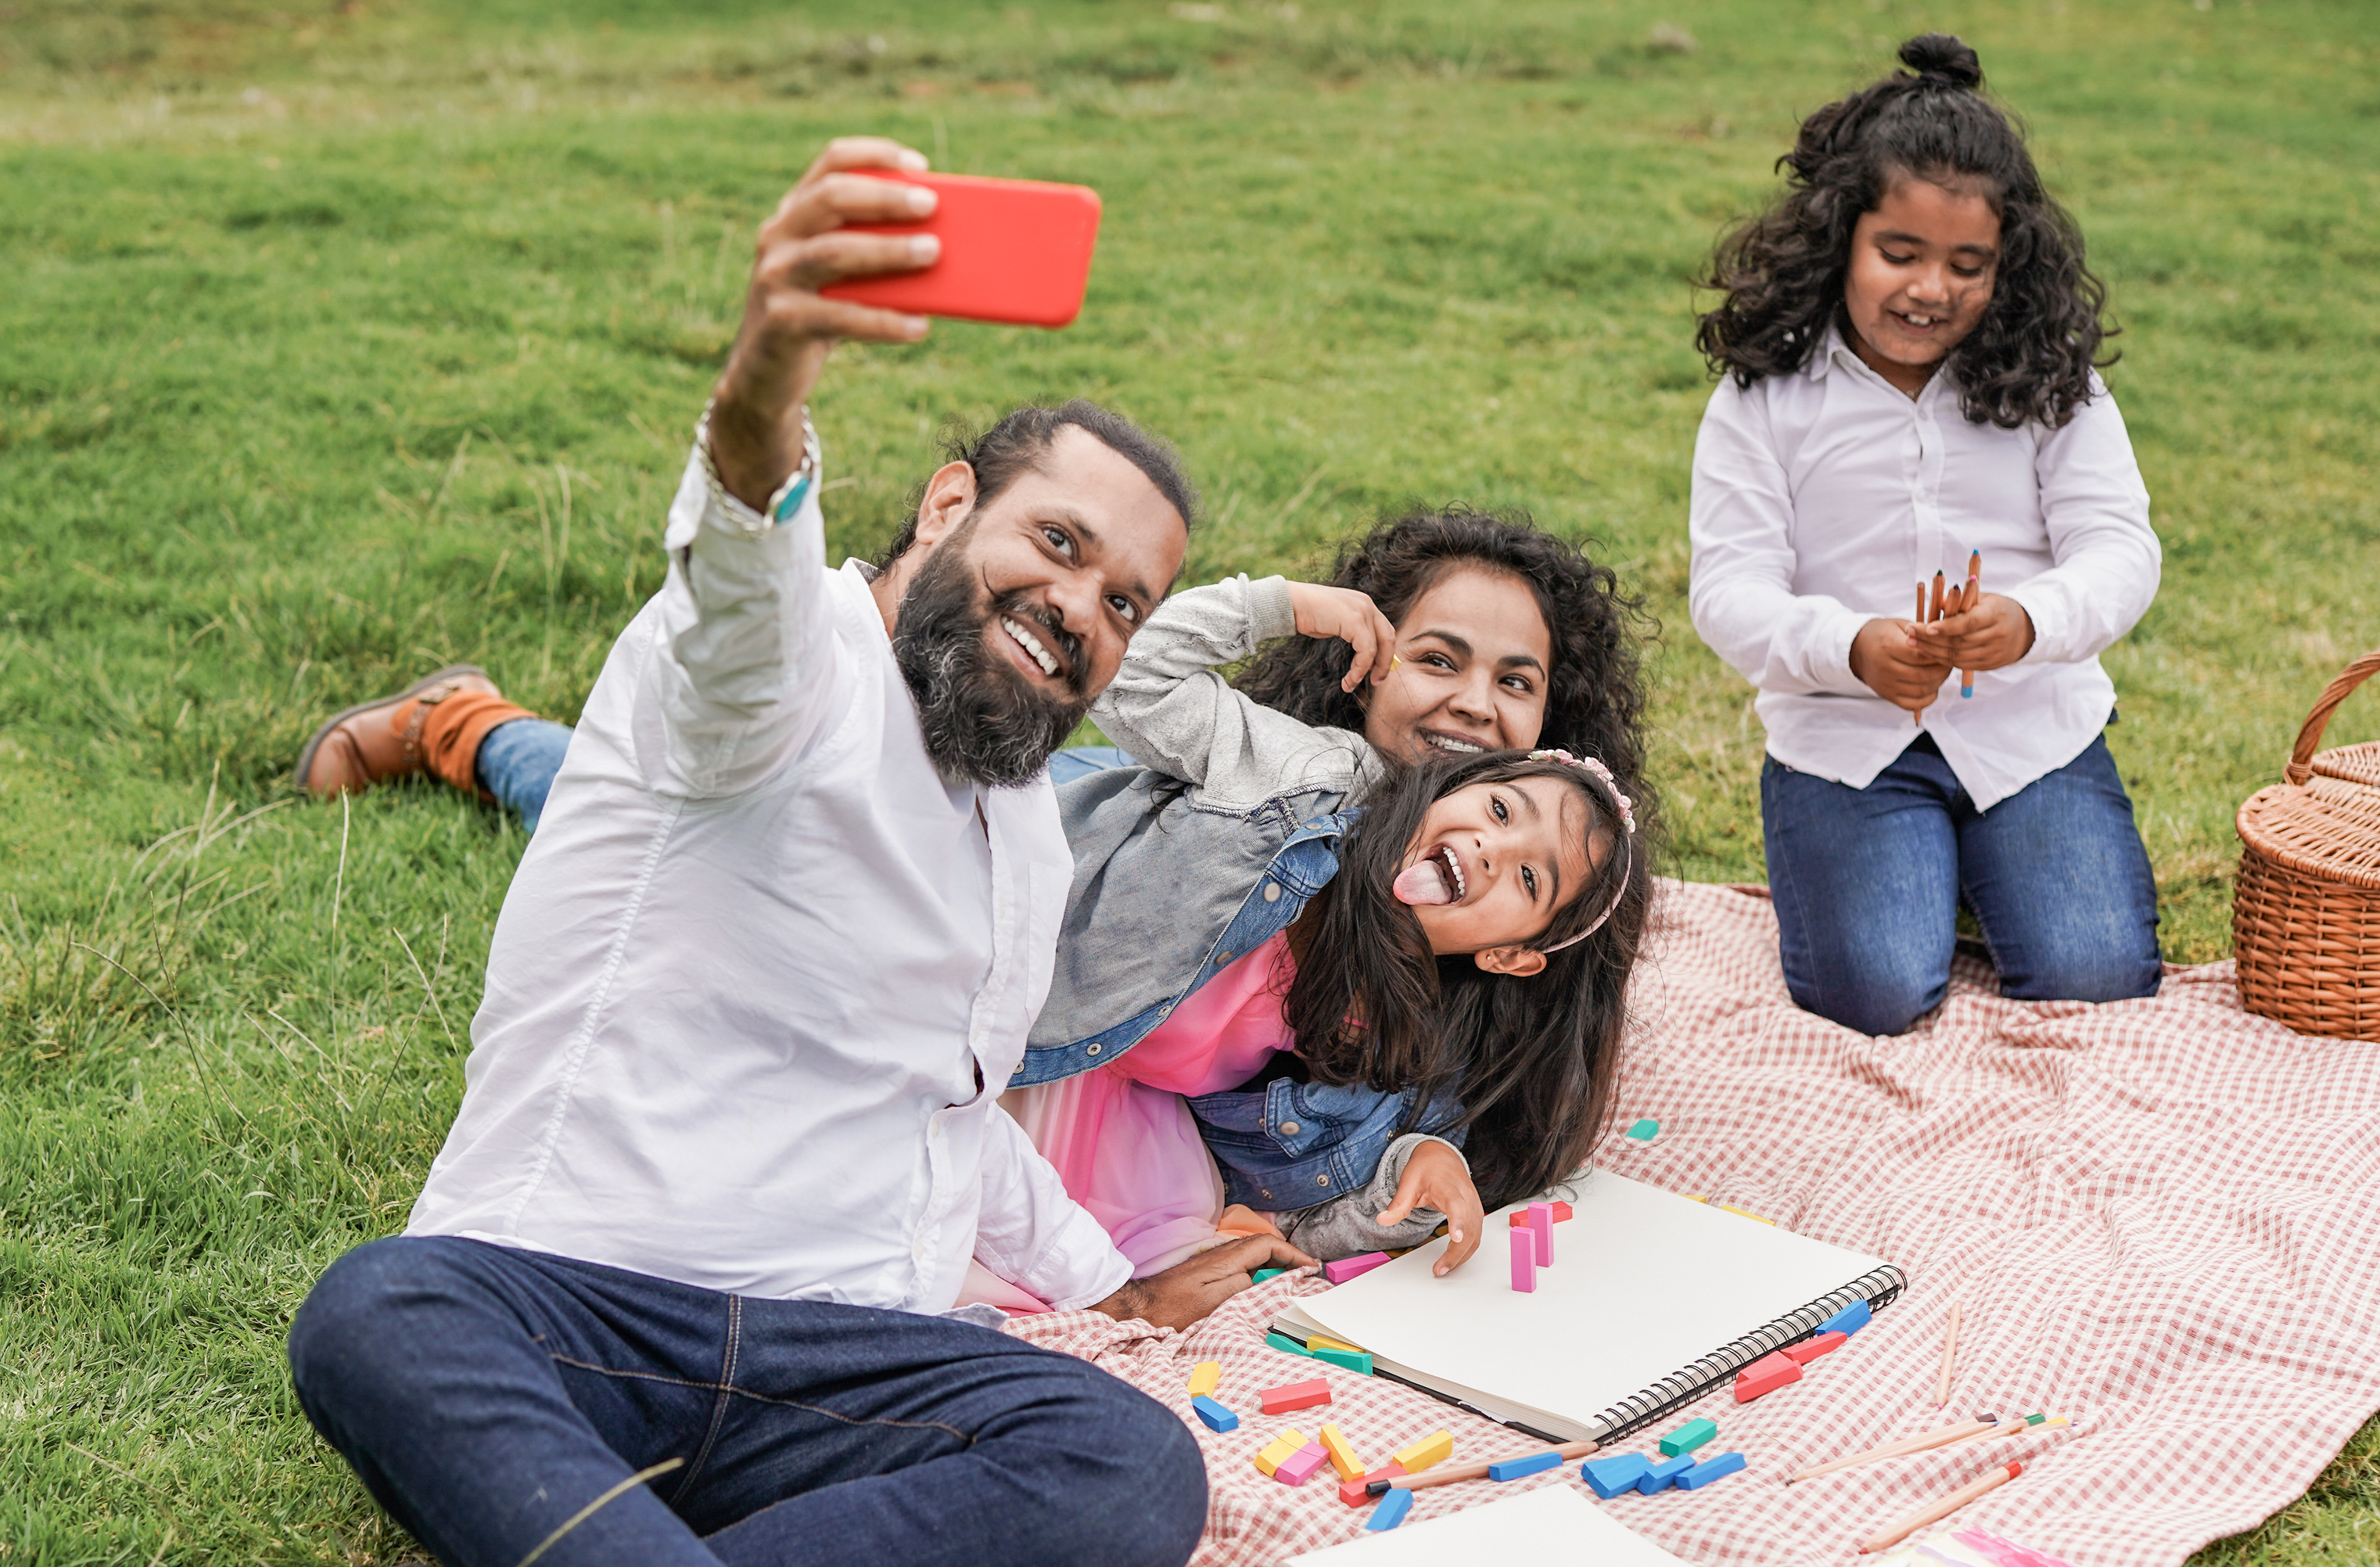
top-left (1259, 1378), bottom-right (1334, 1415)
top-left (1506, 1201), bottom-right (1574, 1226)
top-left (1733, 1351), bottom-right (1803, 1402)
top-left (1782, 1331), bottom-right (1847, 1365)
top-left (1341, 1460), bottom-right (1407, 1506)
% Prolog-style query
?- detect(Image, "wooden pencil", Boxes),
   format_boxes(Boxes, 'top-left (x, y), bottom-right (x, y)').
top-left (1960, 551), bottom-right (1981, 695)
top-left (1859, 1461), bottom-right (2022, 1553)
top-left (1785, 1418), bottom-right (1997, 1485)
top-left (1915, 582), bottom-right (1929, 725)
top-left (1935, 1302), bottom-right (1962, 1407)
top-left (1377, 1438), bottom-right (1599, 1493)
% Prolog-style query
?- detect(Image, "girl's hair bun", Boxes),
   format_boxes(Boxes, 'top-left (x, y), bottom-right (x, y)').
top-left (1899, 33), bottom-right (1983, 89)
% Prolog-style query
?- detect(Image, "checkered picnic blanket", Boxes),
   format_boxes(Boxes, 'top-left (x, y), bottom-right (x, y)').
top-left (1007, 879), bottom-right (2380, 1566)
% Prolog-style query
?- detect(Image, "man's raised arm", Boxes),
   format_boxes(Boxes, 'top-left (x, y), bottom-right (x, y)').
top-left (647, 138), bottom-right (944, 796)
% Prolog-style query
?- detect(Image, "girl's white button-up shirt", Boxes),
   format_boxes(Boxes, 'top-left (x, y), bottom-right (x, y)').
top-left (1687, 329), bottom-right (2161, 810)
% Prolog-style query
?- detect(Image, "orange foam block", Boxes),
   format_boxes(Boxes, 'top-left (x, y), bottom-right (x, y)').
top-left (1782, 1332), bottom-right (1847, 1366)
top-left (1260, 1378), bottom-right (1333, 1416)
top-left (1734, 1350), bottom-right (1803, 1402)
top-left (1320, 1424), bottom-right (1367, 1482)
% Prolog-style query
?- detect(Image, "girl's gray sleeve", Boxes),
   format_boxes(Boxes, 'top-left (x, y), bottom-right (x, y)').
top-left (1274, 1133), bottom-right (1467, 1260)
top-left (1089, 574), bottom-right (1377, 809)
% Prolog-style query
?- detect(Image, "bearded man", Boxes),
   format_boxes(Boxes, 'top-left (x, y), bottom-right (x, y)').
top-left (287, 137), bottom-right (1306, 1567)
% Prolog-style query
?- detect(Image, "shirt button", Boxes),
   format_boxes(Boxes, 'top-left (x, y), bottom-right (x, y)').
top-left (1263, 882), bottom-right (1282, 903)
top-left (1280, 1121), bottom-right (1301, 1135)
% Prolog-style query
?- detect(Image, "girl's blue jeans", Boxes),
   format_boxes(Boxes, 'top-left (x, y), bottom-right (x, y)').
top-left (1760, 732), bottom-right (2162, 1037)
top-left (288, 1237), bottom-right (1204, 1567)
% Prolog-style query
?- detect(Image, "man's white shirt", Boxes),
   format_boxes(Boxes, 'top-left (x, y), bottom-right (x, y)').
top-left (1687, 327), bottom-right (2160, 810)
top-left (406, 450), bottom-right (1133, 1314)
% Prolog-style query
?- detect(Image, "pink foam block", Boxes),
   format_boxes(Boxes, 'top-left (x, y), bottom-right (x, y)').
top-left (1527, 1201), bottom-right (1554, 1265)
top-left (1323, 1252), bottom-right (1391, 1285)
top-left (1509, 1227), bottom-right (1536, 1292)
top-left (1274, 1440), bottom-right (1331, 1486)
top-left (1782, 1331), bottom-right (1847, 1365)
top-left (1733, 1350), bottom-right (1803, 1402)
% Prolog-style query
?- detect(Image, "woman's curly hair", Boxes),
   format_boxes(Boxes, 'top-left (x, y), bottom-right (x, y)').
top-left (1695, 34), bottom-right (2114, 430)
top-left (1231, 508), bottom-right (1657, 836)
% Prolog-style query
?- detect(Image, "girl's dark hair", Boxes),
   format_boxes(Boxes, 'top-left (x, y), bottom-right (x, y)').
top-left (1283, 750), bottom-right (1651, 1210)
top-left (1695, 33), bottom-right (2113, 429)
top-left (1232, 509), bottom-right (1657, 834)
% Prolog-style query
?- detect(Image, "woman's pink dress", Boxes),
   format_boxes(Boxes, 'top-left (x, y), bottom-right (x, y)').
top-left (1000, 933), bottom-right (1295, 1280)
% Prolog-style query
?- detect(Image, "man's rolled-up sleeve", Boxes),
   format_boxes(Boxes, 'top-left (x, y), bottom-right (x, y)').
top-left (972, 1106), bottom-right (1132, 1312)
top-left (1688, 380), bottom-right (1873, 699)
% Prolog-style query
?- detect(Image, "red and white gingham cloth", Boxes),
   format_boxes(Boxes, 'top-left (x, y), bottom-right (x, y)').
top-left (1007, 879), bottom-right (2380, 1566)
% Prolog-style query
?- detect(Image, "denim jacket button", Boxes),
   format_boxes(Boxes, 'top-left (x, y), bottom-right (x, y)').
top-left (1086, 1043), bottom-right (1102, 1056)
top-left (1263, 882), bottom-right (1282, 903)
top-left (1215, 950), bottom-right (1233, 964)
top-left (1279, 1121), bottom-right (1300, 1135)
top-left (1316, 1174), bottom-right (1330, 1186)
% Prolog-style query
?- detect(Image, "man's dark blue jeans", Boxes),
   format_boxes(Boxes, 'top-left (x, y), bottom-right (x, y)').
top-left (288, 1238), bottom-right (1206, 1567)
top-left (1761, 732), bottom-right (2163, 1037)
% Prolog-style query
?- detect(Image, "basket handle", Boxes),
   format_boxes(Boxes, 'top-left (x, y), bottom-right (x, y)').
top-left (2285, 648), bottom-right (2380, 785)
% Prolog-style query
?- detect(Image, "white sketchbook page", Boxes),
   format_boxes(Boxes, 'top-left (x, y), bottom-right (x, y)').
top-left (1294, 1170), bottom-right (1883, 1429)
top-left (1279, 1485), bottom-right (1688, 1566)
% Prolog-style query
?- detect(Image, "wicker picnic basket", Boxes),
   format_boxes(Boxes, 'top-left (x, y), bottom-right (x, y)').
top-left (2232, 648), bottom-right (2380, 1040)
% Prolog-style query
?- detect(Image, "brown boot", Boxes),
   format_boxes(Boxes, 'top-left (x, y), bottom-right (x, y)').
top-left (294, 666), bottom-right (533, 800)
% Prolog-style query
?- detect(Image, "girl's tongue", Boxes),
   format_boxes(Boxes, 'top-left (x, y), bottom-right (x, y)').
top-left (1393, 854), bottom-right (1459, 907)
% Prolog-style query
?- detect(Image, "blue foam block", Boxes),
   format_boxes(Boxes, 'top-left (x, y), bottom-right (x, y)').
top-left (1815, 1299), bottom-right (1872, 1337)
top-left (1366, 1488), bottom-right (1413, 1530)
top-left (1190, 1395), bottom-right (1238, 1433)
top-left (1636, 1454), bottom-right (1696, 1494)
top-left (1581, 1453), bottom-right (1653, 1498)
top-left (1487, 1450), bottom-right (1563, 1482)
top-left (1675, 1450), bottom-right (1746, 1490)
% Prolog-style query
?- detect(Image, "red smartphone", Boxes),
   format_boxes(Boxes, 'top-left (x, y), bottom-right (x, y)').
top-left (820, 171), bottom-right (1102, 329)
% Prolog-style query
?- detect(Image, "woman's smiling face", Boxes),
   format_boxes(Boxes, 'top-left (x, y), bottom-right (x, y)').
top-left (1360, 566), bottom-right (1553, 765)
top-left (1841, 174), bottom-right (2001, 397)
top-left (1393, 775), bottom-right (1600, 971)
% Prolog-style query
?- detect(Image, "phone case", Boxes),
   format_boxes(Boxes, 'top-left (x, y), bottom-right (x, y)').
top-left (820, 171), bottom-right (1102, 329)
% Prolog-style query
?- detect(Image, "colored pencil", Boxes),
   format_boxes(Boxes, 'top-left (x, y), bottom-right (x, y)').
top-left (1915, 583), bottom-right (1929, 725)
top-left (1960, 551), bottom-right (1981, 696)
top-left (1785, 1418), bottom-right (1998, 1484)
top-left (1375, 1439), bottom-right (1599, 1494)
top-left (1935, 1303), bottom-right (1962, 1407)
top-left (1929, 570), bottom-right (1946, 623)
top-left (1859, 1461), bottom-right (2022, 1553)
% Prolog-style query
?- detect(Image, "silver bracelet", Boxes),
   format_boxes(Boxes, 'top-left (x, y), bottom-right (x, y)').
top-left (693, 400), bottom-right (822, 525)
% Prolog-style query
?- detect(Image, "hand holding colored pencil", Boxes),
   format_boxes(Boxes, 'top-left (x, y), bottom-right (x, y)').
top-left (1912, 553), bottom-right (1984, 724)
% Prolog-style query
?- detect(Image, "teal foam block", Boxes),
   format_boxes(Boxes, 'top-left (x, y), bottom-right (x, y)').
top-left (1190, 1395), bottom-right (1239, 1432)
top-left (1366, 1488), bottom-right (1413, 1530)
top-left (1312, 1346), bottom-right (1373, 1376)
top-left (1659, 1418), bottom-right (1718, 1457)
top-left (1486, 1450), bottom-right (1563, 1482)
top-left (1676, 1450), bottom-right (1746, 1490)
top-left (1816, 1299), bottom-right (1872, 1337)
top-left (1624, 1118), bottom-right (1660, 1141)
top-left (1582, 1453), bottom-right (1653, 1497)
top-left (1252, 1267), bottom-right (1288, 1284)
top-left (1636, 1454), bottom-right (1695, 1494)
top-left (1264, 1332), bottom-right (1316, 1358)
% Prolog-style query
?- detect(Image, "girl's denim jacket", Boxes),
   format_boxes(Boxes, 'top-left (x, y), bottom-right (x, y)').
top-left (1009, 575), bottom-right (1464, 1213)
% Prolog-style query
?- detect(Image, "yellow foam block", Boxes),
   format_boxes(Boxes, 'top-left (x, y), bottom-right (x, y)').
top-left (1392, 1429), bottom-right (1454, 1473)
top-left (1253, 1428), bottom-right (1309, 1477)
top-left (1682, 1194), bottom-right (1707, 1204)
top-left (1186, 1360), bottom-right (1222, 1398)
top-left (1319, 1424), bottom-right (1366, 1482)
top-left (1718, 1204), bottom-right (1776, 1226)
top-left (1306, 1335), bottom-right (1364, 1355)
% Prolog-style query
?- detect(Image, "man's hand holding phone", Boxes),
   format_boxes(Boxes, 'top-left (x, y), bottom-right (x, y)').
top-left (708, 138), bottom-right (943, 513)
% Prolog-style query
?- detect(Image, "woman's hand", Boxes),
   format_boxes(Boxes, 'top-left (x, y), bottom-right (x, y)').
top-left (1286, 582), bottom-right (1401, 693)
top-left (1375, 1139), bottom-right (1484, 1278)
top-left (1913, 591), bottom-right (2035, 674)
top-left (1847, 616), bottom-right (1956, 711)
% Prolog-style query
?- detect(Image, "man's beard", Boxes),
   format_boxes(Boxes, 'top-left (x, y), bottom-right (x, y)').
top-left (892, 522), bottom-right (1090, 788)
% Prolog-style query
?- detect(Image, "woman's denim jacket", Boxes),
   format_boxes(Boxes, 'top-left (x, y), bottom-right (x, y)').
top-left (1009, 575), bottom-right (1463, 1211)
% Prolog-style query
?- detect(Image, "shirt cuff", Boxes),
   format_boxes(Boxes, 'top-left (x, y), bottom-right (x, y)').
top-left (2002, 584), bottom-right (2063, 667)
top-left (1246, 574), bottom-right (1299, 644)
top-left (1813, 604), bottom-right (1872, 694)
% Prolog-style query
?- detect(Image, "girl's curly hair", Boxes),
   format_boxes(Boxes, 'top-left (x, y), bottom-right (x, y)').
top-left (1231, 508), bottom-right (1658, 836)
top-left (1695, 34), bottom-right (2114, 430)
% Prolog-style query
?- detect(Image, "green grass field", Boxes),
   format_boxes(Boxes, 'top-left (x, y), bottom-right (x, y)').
top-left (3, 0), bottom-right (2377, 1558)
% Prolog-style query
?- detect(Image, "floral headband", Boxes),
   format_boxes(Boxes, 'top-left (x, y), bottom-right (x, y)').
top-left (1525, 749), bottom-right (1635, 952)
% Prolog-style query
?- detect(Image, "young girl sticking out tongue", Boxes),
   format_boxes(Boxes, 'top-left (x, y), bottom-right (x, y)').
top-left (1000, 524), bottom-right (1649, 1288)
top-left (1689, 34), bottom-right (2163, 1037)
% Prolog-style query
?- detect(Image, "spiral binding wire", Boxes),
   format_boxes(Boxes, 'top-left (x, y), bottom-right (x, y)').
top-left (1580, 1263), bottom-right (1908, 1445)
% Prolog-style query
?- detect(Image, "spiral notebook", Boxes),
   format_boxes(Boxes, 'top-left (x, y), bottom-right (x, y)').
top-left (1270, 1171), bottom-right (1904, 1446)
